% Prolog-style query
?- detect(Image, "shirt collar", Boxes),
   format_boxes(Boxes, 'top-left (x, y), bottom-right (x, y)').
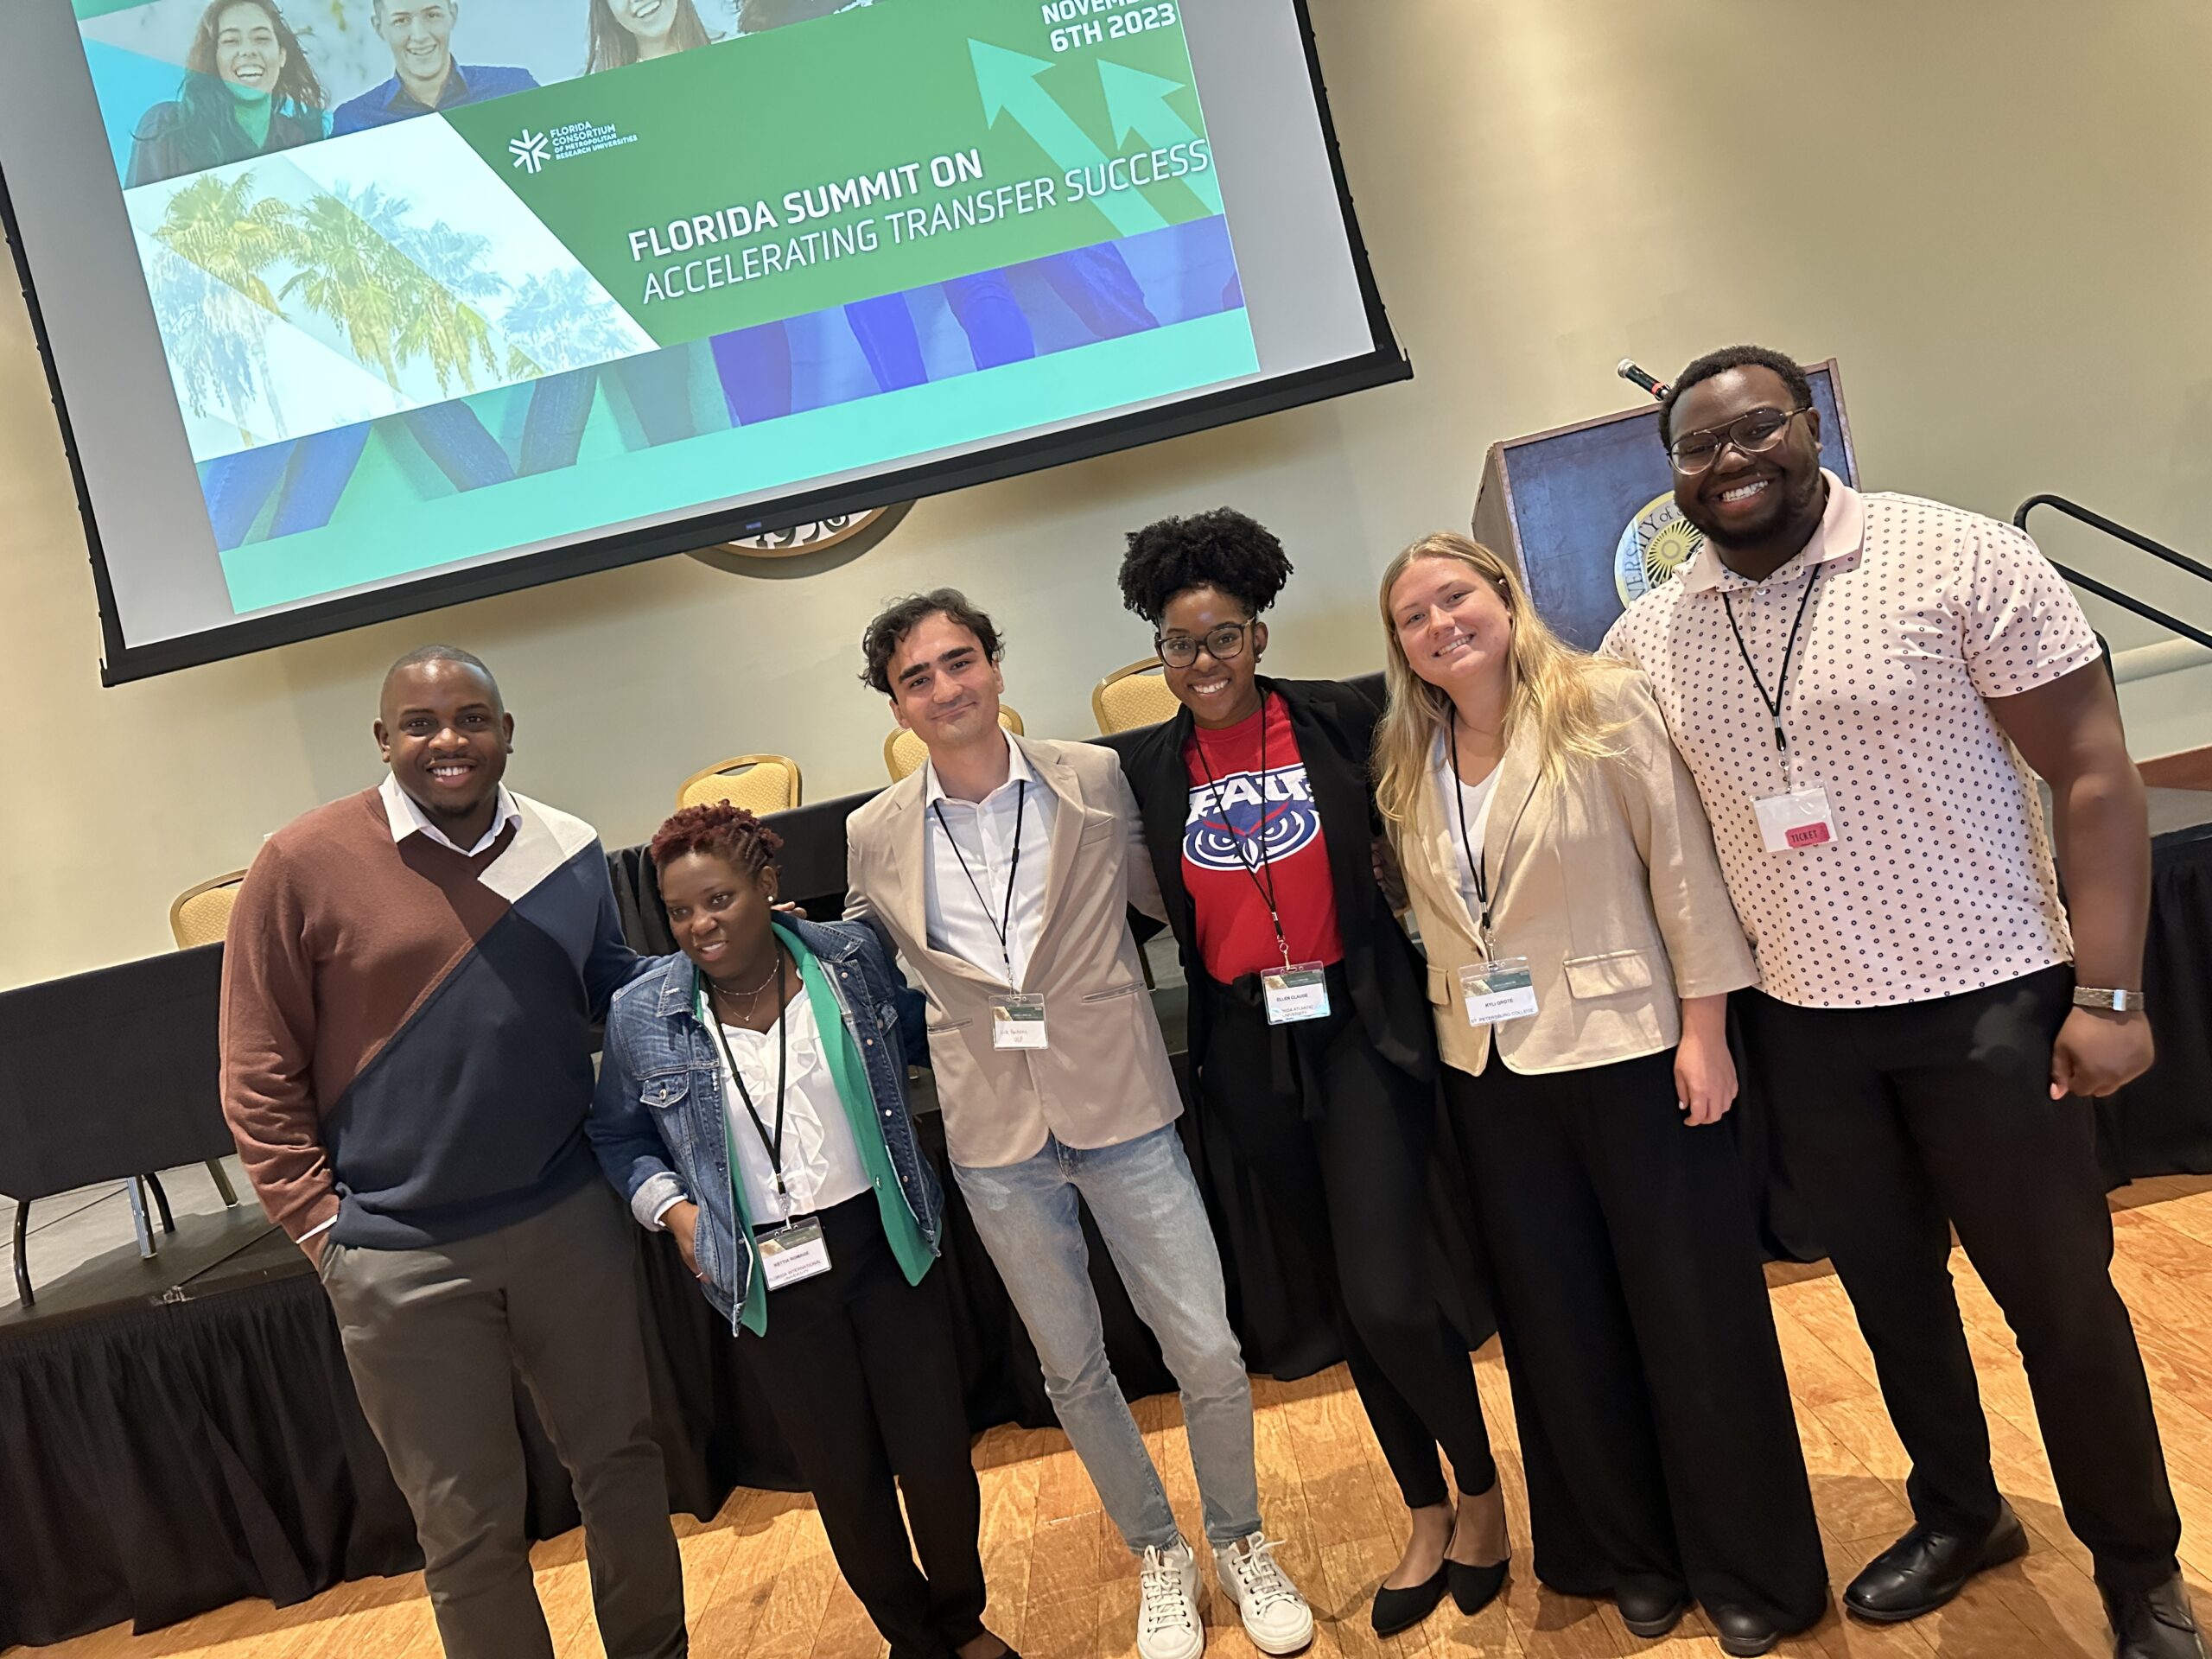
top-left (1677, 468), bottom-right (1865, 594)
top-left (378, 770), bottom-right (520, 855)
top-left (922, 728), bottom-right (1034, 809)
top-left (385, 62), bottom-right (468, 113)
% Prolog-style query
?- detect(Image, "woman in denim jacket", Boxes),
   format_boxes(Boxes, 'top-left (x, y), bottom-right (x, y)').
top-left (589, 804), bottom-right (1013, 1659)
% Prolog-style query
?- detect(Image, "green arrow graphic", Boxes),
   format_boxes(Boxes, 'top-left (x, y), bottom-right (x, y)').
top-left (1097, 59), bottom-right (1224, 214)
top-left (969, 40), bottom-right (1168, 238)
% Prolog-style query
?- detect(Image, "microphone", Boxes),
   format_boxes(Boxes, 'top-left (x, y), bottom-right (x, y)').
top-left (1617, 359), bottom-right (1669, 401)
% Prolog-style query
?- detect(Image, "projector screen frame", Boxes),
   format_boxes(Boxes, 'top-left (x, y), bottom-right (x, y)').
top-left (3, 0), bottom-right (1408, 687)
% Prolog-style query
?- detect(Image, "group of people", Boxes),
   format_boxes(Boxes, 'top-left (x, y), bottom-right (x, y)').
top-left (124, 0), bottom-right (868, 188)
top-left (218, 343), bottom-right (2200, 1659)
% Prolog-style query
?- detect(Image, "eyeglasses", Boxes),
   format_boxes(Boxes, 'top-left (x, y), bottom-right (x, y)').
top-left (1666, 405), bottom-right (1810, 474)
top-left (1156, 622), bottom-right (1250, 670)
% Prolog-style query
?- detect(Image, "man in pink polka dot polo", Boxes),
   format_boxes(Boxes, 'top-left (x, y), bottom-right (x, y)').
top-left (1604, 345), bottom-right (2196, 1659)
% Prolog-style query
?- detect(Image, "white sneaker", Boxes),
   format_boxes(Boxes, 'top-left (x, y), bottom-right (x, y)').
top-left (1215, 1533), bottom-right (1313, 1656)
top-left (1136, 1537), bottom-right (1206, 1659)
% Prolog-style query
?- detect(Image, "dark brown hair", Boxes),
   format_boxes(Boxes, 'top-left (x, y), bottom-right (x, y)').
top-left (858, 589), bottom-right (1002, 695)
top-left (186, 0), bottom-right (327, 110)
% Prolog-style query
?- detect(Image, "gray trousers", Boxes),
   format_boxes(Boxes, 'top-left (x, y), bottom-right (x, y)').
top-left (321, 1179), bottom-right (688, 1659)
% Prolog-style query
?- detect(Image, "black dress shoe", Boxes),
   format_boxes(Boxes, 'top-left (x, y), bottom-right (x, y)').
top-left (1447, 1554), bottom-right (1510, 1616)
top-left (1844, 1503), bottom-right (2028, 1622)
top-left (1372, 1563), bottom-right (1448, 1636)
top-left (2104, 1576), bottom-right (2211, 1659)
top-left (1709, 1605), bottom-right (1785, 1658)
top-left (1615, 1574), bottom-right (1691, 1639)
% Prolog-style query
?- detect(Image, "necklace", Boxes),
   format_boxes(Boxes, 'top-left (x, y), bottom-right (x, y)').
top-left (708, 946), bottom-right (782, 1012)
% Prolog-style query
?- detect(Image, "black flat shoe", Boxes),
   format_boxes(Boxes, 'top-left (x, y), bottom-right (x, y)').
top-left (1844, 1503), bottom-right (2028, 1623)
top-left (2104, 1575), bottom-right (2211, 1659)
top-left (1372, 1563), bottom-right (1448, 1636)
top-left (1709, 1604), bottom-right (1784, 1657)
top-left (1615, 1575), bottom-right (1691, 1639)
top-left (1447, 1554), bottom-right (1509, 1616)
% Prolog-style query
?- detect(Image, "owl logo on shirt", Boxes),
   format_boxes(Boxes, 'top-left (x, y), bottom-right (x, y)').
top-left (1185, 767), bottom-right (1323, 873)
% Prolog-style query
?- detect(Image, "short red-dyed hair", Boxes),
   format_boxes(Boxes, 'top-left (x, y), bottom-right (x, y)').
top-left (648, 802), bottom-right (784, 879)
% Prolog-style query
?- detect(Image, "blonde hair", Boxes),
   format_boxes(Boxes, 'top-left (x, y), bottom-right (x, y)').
top-left (1372, 532), bottom-right (1629, 835)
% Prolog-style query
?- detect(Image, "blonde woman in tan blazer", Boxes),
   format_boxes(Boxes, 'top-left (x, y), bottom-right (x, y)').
top-left (1376, 534), bottom-right (1826, 1657)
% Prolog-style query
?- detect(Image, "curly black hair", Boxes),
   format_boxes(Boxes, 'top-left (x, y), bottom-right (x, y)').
top-left (1657, 344), bottom-right (1814, 447)
top-left (1116, 508), bottom-right (1294, 626)
top-left (858, 588), bottom-right (1002, 695)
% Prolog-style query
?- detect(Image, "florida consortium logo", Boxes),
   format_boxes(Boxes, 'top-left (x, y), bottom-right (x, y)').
top-left (509, 130), bottom-right (550, 175)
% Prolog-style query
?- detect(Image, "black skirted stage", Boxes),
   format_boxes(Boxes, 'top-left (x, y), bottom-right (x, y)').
top-left (4, 770), bottom-right (2209, 1650)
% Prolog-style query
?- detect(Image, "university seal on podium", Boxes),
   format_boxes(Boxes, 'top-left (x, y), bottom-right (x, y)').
top-left (1614, 492), bottom-right (1705, 606)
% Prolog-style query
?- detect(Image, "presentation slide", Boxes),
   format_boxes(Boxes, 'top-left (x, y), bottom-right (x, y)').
top-left (4, 0), bottom-right (1401, 679)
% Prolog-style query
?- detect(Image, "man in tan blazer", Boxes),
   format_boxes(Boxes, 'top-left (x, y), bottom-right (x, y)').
top-left (844, 590), bottom-right (1313, 1659)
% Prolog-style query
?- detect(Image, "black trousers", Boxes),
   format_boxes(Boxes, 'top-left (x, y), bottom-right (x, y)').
top-left (740, 1197), bottom-right (987, 1659)
top-left (1740, 964), bottom-right (2182, 1595)
top-left (1447, 1050), bottom-right (1827, 1630)
top-left (1200, 969), bottom-right (1497, 1510)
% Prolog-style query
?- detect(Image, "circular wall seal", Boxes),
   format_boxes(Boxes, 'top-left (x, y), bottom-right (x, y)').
top-left (721, 508), bottom-right (893, 559)
top-left (1614, 492), bottom-right (1706, 607)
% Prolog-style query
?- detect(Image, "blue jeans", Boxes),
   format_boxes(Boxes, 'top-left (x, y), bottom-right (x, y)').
top-left (953, 1125), bottom-right (1261, 1554)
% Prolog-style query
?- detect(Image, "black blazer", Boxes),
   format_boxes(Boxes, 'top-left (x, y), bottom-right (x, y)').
top-left (1120, 676), bottom-right (1437, 1083)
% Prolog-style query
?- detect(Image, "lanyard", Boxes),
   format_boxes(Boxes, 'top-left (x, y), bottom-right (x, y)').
top-left (1188, 706), bottom-right (1292, 968)
top-left (1445, 723), bottom-right (1538, 948)
top-left (701, 955), bottom-right (791, 1205)
top-left (1721, 566), bottom-right (1822, 768)
top-left (932, 780), bottom-right (1026, 980)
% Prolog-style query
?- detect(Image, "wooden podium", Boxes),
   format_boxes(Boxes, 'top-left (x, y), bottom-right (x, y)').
top-left (1471, 359), bottom-right (1859, 651)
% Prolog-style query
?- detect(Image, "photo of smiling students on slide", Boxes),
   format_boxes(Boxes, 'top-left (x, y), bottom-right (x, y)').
top-left (124, 0), bottom-right (328, 188)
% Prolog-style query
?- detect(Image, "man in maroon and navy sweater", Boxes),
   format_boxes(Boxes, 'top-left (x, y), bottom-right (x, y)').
top-left (219, 646), bottom-right (686, 1659)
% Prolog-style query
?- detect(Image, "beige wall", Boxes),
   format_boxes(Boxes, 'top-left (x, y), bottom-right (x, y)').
top-left (5, 0), bottom-right (2209, 989)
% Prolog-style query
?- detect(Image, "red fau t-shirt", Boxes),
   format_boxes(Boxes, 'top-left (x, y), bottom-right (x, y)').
top-left (1182, 693), bottom-right (1344, 983)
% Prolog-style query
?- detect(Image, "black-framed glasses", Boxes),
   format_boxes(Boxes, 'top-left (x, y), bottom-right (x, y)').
top-left (1156, 622), bottom-right (1250, 670)
top-left (1666, 405), bottom-right (1809, 474)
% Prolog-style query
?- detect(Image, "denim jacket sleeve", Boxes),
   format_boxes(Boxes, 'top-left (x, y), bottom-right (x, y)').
top-left (587, 994), bottom-right (691, 1230)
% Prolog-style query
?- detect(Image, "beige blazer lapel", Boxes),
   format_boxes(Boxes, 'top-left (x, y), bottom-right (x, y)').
top-left (1416, 721), bottom-right (1542, 956)
top-left (1026, 738), bottom-right (1091, 957)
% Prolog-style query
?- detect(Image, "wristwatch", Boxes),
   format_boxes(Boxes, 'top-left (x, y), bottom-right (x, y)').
top-left (2073, 986), bottom-right (2147, 1014)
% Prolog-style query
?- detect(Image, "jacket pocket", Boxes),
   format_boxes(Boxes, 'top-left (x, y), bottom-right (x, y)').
top-left (1426, 963), bottom-right (1452, 1007)
top-left (925, 1018), bottom-right (971, 1035)
top-left (639, 1070), bottom-right (692, 1111)
top-left (875, 1002), bottom-right (899, 1030)
top-left (1080, 982), bottom-right (1143, 1004)
top-left (1562, 950), bottom-right (1656, 1000)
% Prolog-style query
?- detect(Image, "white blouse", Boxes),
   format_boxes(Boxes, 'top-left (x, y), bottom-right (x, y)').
top-left (712, 986), bottom-right (870, 1224)
top-left (1433, 732), bottom-right (1502, 927)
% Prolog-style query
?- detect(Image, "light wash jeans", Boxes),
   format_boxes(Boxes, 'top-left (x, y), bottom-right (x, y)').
top-left (953, 1124), bottom-right (1262, 1554)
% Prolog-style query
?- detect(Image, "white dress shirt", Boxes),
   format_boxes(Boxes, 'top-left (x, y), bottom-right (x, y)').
top-left (708, 986), bottom-right (869, 1225)
top-left (922, 733), bottom-right (1059, 988)
top-left (378, 772), bottom-right (522, 856)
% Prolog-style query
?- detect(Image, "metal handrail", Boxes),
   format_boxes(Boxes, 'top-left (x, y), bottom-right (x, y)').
top-left (2016, 494), bottom-right (2212, 651)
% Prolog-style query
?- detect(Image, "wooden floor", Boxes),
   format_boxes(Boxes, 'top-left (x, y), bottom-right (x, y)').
top-left (22, 1175), bottom-right (2212, 1659)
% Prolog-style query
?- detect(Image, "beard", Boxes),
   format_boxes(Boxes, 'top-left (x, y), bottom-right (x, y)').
top-left (1683, 468), bottom-right (1823, 551)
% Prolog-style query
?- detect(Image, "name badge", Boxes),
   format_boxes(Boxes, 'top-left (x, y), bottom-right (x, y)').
top-left (758, 1217), bottom-right (832, 1290)
top-left (1461, 957), bottom-right (1539, 1027)
top-left (990, 993), bottom-right (1049, 1050)
top-left (1262, 963), bottom-right (1331, 1026)
top-left (1754, 787), bottom-right (1840, 853)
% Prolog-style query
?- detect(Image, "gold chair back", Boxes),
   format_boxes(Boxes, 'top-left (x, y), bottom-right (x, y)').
top-left (169, 871), bottom-right (248, 950)
top-left (1092, 658), bottom-right (1180, 734)
top-left (675, 754), bottom-right (803, 816)
top-left (884, 705), bottom-right (1025, 783)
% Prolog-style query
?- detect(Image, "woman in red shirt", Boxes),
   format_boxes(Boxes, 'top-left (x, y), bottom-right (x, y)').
top-left (1115, 510), bottom-right (1508, 1637)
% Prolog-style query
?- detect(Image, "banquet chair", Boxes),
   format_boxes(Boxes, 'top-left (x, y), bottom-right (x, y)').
top-left (148, 874), bottom-right (248, 1230)
top-left (675, 753), bottom-right (803, 816)
top-left (1093, 658), bottom-right (1179, 734)
top-left (885, 705), bottom-right (1024, 783)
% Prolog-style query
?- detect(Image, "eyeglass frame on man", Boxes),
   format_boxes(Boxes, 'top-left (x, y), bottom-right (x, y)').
top-left (1155, 621), bottom-right (1252, 670)
top-left (1666, 404), bottom-right (1812, 474)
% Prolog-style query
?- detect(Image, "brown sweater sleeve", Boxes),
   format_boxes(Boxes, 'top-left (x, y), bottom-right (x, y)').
top-left (219, 836), bottom-right (340, 1243)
